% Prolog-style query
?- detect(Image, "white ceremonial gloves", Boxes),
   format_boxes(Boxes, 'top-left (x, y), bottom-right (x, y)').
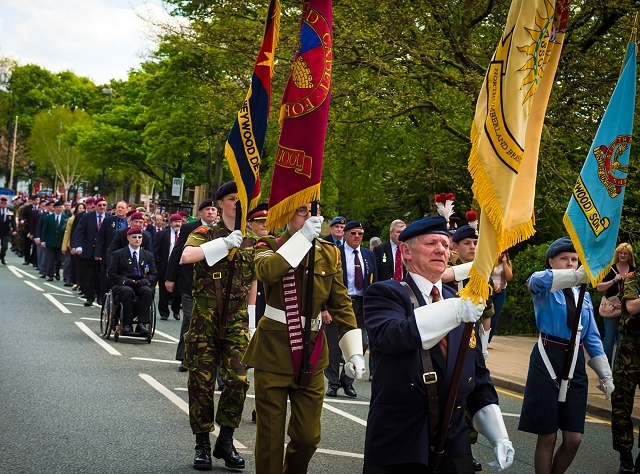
top-left (452, 261), bottom-right (473, 282)
top-left (344, 354), bottom-right (366, 379)
top-left (223, 230), bottom-right (244, 250)
top-left (300, 216), bottom-right (323, 242)
top-left (248, 304), bottom-right (256, 338)
top-left (480, 326), bottom-right (491, 361)
top-left (277, 216), bottom-right (324, 268)
top-left (473, 404), bottom-right (515, 471)
top-left (550, 266), bottom-right (588, 293)
top-left (588, 354), bottom-right (615, 400)
top-left (414, 298), bottom-right (485, 350)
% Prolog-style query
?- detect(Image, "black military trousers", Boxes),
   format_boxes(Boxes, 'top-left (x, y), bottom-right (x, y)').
top-left (0, 234), bottom-right (10, 260)
top-left (364, 453), bottom-right (474, 474)
top-left (113, 284), bottom-right (153, 325)
top-left (157, 278), bottom-right (181, 318)
top-left (81, 257), bottom-right (99, 301)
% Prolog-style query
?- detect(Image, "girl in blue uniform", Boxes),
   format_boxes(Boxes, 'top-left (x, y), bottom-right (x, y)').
top-left (519, 237), bottom-right (614, 474)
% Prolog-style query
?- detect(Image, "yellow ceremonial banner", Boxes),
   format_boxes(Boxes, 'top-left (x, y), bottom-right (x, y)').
top-left (461, 0), bottom-right (569, 302)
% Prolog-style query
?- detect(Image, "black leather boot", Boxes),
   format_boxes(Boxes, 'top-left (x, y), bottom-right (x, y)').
top-left (213, 426), bottom-right (245, 471)
top-left (193, 432), bottom-right (212, 471)
top-left (620, 451), bottom-right (635, 473)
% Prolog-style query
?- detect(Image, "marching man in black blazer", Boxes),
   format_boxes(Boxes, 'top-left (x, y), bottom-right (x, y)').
top-left (154, 213), bottom-right (183, 321)
top-left (0, 196), bottom-right (17, 264)
top-left (373, 219), bottom-right (406, 282)
top-left (108, 227), bottom-right (157, 335)
top-left (325, 220), bottom-right (377, 398)
top-left (363, 216), bottom-right (514, 473)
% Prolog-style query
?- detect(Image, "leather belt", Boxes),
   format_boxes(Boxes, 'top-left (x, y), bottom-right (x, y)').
top-left (349, 295), bottom-right (363, 300)
top-left (264, 304), bottom-right (322, 332)
top-left (540, 332), bottom-right (583, 350)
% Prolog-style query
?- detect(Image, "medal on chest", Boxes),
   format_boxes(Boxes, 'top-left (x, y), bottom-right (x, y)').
top-left (382, 253), bottom-right (387, 263)
top-left (469, 328), bottom-right (477, 349)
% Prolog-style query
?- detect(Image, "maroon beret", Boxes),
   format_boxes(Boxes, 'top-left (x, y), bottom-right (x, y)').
top-left (94, 197), bottom-right (106, 205)
top-left (126, 227), bottom-right (143, 235)
top-left (130, 212), bottom-right (144, 220)
top-left (85, 197), bottom-right (96, 204)
top-left (169, 213), bottom-right (182, 222)
top-left (178, 211), bottom-right (188, 217)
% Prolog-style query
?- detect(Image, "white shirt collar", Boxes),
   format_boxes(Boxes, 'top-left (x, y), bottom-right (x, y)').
top-left (129, 245), bottom-right (140, 257)
top-left (408, 271), bottom-right (442, 302)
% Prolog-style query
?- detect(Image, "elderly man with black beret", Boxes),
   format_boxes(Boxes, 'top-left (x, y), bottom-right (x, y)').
top-left (363, 216), bottom-right (514, 473)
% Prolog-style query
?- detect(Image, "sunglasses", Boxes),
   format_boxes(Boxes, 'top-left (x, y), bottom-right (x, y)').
top-left (96, 203), bottom-right (107, 207)
top-left (129, 235), bottom-right (143, 239)
top-left (349, 231), bottom-right (364, 236)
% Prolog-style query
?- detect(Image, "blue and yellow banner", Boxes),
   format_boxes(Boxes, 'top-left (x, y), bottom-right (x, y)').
top-left (564, 41), bottom-right (637, 286)
top-left (225, 0), bottom-right (280, 232)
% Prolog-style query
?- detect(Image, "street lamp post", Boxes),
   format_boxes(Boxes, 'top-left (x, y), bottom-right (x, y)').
top-left (100, 87), bottom-right (113, 197)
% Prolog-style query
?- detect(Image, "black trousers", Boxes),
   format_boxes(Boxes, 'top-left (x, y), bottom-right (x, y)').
top-left (157, 278), bottom-right (181, 318)
top-left (364, 453), bottom-right (474, 474)
top-left (23, 235), bottom-right (34, 263)
top-left (45, 246), bottom-right (62, 277)
top-left (0, 235), bottom-right (10, 260)
top-left (112, 284), bottom-right (153, 325)
top-left (81, 257), bottom-right (99, 301)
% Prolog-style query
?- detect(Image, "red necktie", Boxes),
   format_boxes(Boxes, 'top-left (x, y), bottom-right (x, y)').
top-left (98, 214), bottom-right (103, 230)
top-left (174, 231), bottom-right (179, 245)
top-left (354, 249), bottom-right (364, 290)
top-left (431, 286), bottom-right (447, 358)
top-left (393, 246), bottom-right (402, 281)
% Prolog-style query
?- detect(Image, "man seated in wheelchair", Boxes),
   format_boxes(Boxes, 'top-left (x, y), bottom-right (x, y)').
top-left (108, 227), bottom-right (157, 335)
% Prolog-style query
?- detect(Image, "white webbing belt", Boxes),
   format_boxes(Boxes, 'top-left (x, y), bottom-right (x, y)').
top-left (537, 334), bottom-right (558, 387)
top-left (538, 328), bottom-right (583, 402)
top-left (264, 304), bottom-right (322, 332)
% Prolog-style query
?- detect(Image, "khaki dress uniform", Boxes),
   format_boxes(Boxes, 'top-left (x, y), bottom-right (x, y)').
top-left (243, 229), bottom-right (359, 474)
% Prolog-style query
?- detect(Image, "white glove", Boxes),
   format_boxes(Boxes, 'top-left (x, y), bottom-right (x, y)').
top-left (344, 354), bottom-right (365, 379)
top-left (452, 261), bottom-right (473, 282)
top-left (588, 354), bottom-right (615, 400)
top-left (473, 404), bottom-right (515, 471)
top-left (414, 298), bottom-right (484, 350)
top-left (480, 326), bottom-right (491, 360)
top-left (248, 304), bottom-right (256, 330)
top-left (550, 266), bottom-right (588, 293)
top-left (223, 230), bottom-right (243, 250)
top-left (299, 216), bottom-right (323, 242)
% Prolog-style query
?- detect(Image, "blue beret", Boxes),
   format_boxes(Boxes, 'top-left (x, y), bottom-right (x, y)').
top-left (215, 181), bottom-right (238, 201)
top-left (344, 220), bottom-right (363, 232)
top-left (330, 216), bottom-right (346, 226)
top-left (452, 225), bottom-right (478, 243)
top-left (545, 237), bottom-right (575, 259)
top-left (399, 216), bottom-right (449, 241)
top-left (198, 199), bottom-right (214, 211)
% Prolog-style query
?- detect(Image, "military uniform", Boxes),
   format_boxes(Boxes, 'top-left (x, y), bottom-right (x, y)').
top-left (613, 274), bottom-right (640, 458)
top-left (243, 229), bottom-right (359, 473)
top-left (183, 221), bottom-right (256, 433)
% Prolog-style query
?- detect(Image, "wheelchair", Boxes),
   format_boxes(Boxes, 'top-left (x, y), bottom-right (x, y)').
top-left (100, 288), bottom-right (157, 343)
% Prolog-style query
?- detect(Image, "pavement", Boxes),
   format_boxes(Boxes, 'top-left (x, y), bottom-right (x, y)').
top-left (486, 335), bottom-right (640, 424)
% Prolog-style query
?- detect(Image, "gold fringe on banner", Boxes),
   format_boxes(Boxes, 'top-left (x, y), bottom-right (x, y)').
top-left (266, 184), bottom-right (321, 233)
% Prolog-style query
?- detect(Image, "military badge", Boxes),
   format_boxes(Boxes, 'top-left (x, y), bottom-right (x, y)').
top-left (382, 253), bottom-right (387, 263)
top-left (469, 328), bottom-right (477, 349)
top-left (195, 225), bottom-right (210, 234)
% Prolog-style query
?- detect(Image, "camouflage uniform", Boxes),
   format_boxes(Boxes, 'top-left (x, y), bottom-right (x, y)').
top-left (183, 221), bottom-right (256, 432)
top-left (612, 274), bottom-right (640, 453)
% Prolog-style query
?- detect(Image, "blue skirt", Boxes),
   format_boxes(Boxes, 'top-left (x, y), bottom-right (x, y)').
top-left (518, 342), bottom-right (588, 434)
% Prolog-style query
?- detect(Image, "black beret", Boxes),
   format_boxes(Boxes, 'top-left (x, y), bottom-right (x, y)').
top-left (247, 202), bottom-right (268, 221)
top-left (452, 225), bottom-right (478, 243)
top-left (344, 220), bottom-right (363, 232)
top-left (399, 216), bottom-right (449, 241)
top-left (198, 199), bottom-right (215, 211)
top-left (545, 237), bottom-right (575, 259)
top-left (330, 216), bottom-right (346, 226)
top-left (215, 181), bottom-right (238, 201)
top-left (54, 200), bottom-right (64, 207)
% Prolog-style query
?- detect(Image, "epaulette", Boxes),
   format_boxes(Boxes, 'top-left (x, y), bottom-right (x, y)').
top-left (195, 225), bottom-right (209, 234)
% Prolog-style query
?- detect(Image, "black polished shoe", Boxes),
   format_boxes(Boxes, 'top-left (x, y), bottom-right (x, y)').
top-left (136, 323), bottom-right (150, 334)
top-left (55, 274), bottom-right (60, 280)
top-left (251, 408), bottom-right (256, 423)
top-left (22, 262), bottom-right (31, 265)
top-left (473, 456), bottom-right (482, 472)
top-left (173, 313), bottom-right (181, 320)
top-left (64, 283), bottom-right (73, 287)
top-left (123, 325), bottom-right (134, 334)
top-left (342, 384), bottom-right (357, 398)
top-left (325, 387), bottom-right (338, 397)
top-left (40, 274), bottom-right (46, 278)
top-left (1, 258), bottom-right (5, 265)
top-left (84, 299), bottom-right (94, 307)
top-left (160, 316), bottom-right (168, 321)
top-left (47, 277), bottom-right (53, 281)
top-left (178, 363), bottom-right (188, 372)
top-left (621, 459), bottom-right (635, 474)
top-left (213, 427), bottom-right (245, 471)
top-left (194, 433), bottom-right (212, 471)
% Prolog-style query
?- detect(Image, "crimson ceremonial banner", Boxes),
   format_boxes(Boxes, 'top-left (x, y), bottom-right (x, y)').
top-left (225, 0), bottom-right (280, 233)
top-left (461, 0), bottom-right (569, 302)
top-left (266, 0), bottom-right (333, 232)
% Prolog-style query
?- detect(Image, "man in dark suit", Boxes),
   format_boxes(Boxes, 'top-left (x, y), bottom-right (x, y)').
top-left (0, 196), bottom-right (17, 264)
top-left (21, 197), bottom-right (38, 266)
top-left (154, 213), bottom-right (183, 321)
top-left (108, 227), bottom-right (157, 334)
top-left (325, 220), bottom-right (377, 398)
top-left (166, 199), bottom-right (218, 371)
top-left (104, 211), bottom-right (152, 260)
top-left (95, 201), bottom-right (129, 297)
top-left (72, 197), bottom-right (109, 306)
top-left (362, 216), bottom-right (514, 473)
top-left (40, 201), bottom-right (69, 280)
top-left (34, 200), bottom-right (54, 277)
top-left (321, 215), bottom-right (346, 246)
top-left (373, 219), bottom-right (406, 282)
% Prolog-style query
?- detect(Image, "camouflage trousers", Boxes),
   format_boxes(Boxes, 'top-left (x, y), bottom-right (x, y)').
top-left (184, 297), bottom-right (250, 433)
top-left (612, 339), bottom-right (640, 452)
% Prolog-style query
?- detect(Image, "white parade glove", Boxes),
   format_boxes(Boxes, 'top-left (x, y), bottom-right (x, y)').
top-left (248, 304), bottom-right (256, 330)
top-left (339, 328), bottom-right (364, 361)
top-left (299, 216), bottom-right (323, 242)
top-left (223, 230), bottom-right (243, 249)
top-left (200, 237), bottom-right (229, 266)
top-left (344, 354), bottom-right (366, 379)
top-left (452, 261), bottom-right (473, 282)
top-left (588, 354), bottom-right (615, 400)
top-left (414, 298), bottom-right (485, 350)
top-left (480, 326), bottom-right (491, 360)
top-left (550, 266), bottom-right (588, 293)
top-left (473, 404), bottom-right (515, 471)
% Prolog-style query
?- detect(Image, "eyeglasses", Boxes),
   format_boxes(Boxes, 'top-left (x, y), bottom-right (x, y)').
top-left (129, 235), bottom-right (143, 239)
top-left (296, 208), bottom-right (311, 217)
top-left (96, 203), bottom-right (107, 207)
top-left (349, 231), bottom-right (364, 236)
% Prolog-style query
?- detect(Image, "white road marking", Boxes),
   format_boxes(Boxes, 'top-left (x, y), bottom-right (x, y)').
top-left (75, 321), bottom-right (121, 355)
top-left (152, 329), bottom-right (180, 342)
top-left (44, 282), bottom-right (72, 293)
top-left (8, 265), bottom-right (24, 278)
top-left (49, 292), bottom-right (78, 298)
top-left (322, 398), bottom-right (370, 406)
top-left (12, 266), bottom-right (38, 279)
top-left (24, 280), bottom-right (44, 291)
top-left (131, 357), bottom-right (181, 364)
top-left (80, 317), bottom-right (101, 321)
top-left (139, 374), bottom-right (247, 450)
top-left (44, 293), bottom-right (72, 313)
top-left (322, 402), bottom-right (367, 427)
top-left (316, 448), bottom-right (364, 459)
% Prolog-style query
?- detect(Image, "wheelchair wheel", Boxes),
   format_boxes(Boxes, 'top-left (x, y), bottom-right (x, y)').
top-left (100, 292), bottom-right (113, 339)
top-left (113, 303), bottom-right (122, 342)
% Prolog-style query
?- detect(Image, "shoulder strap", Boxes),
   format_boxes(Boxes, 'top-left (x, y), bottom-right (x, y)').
top-left (400, 281), bottom-right (440, 441)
